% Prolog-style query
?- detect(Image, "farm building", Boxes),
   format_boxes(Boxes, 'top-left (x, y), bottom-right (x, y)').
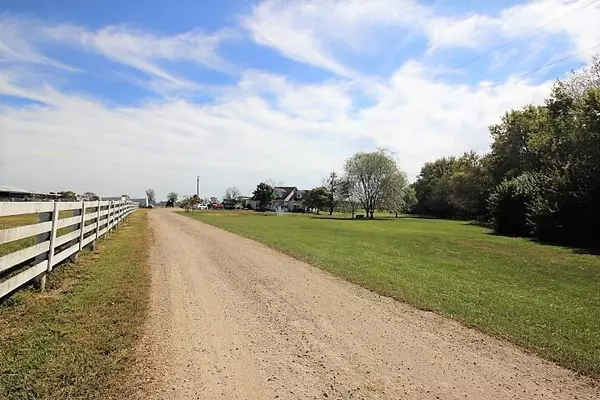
top-left (0, 185), bottom-right (60, 201)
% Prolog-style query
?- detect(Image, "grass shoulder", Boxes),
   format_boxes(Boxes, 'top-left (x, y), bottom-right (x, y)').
top-left (0, 210), bottom-right (150, 400)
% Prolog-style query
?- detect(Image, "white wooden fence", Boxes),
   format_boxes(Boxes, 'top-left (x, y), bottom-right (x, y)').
top-left (0, 200), bottom-right (138, 299)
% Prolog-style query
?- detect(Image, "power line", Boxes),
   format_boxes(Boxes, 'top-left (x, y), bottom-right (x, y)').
top-left (434, 0), bottom-right (600, 80)
top-left (490, 42), bottom-right (600, 88)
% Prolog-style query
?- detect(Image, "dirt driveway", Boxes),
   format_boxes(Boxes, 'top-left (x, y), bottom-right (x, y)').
top-left (137, 209), bottom-right (598, 399)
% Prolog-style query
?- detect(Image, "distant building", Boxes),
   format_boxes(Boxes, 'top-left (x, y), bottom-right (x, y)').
top-left (0, 185), bottom-right (60, 201)
top-left (132, 198), bottom-right (149, 208)
top-left (247, 187), bottom-right (307, 212)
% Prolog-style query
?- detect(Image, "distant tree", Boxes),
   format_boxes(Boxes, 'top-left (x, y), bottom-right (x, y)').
top-left (180, 195), bottom-right (200, 212)
top-left (60, 191), bottom-right (77, 201)
top-left (252, 183), bottom-right (274, 211)
top-left (145, 188), bottom-right (156, 204)
top-left (304, 187), bottom-right (329, 214)
top-left (167, 192), bottom-right (178, 203)
top-left (382, 171), bottom-right (409, 217)
top-left (336, 177), bottom-right (358, 217)
top-left (402, 185), bottom-right (418, 214)
top-left (343, 150), bottom-right (405, 218)
top-left (224, 187), bottom-right (241, 200)
top-left (323, 172), bottom-right (339, 215)
top-left (83, 192), bottom-right (99, 201)
top-left (413, 152), bottom-right (491, 219)
top-left (166, 192), bottom-right (178, 207)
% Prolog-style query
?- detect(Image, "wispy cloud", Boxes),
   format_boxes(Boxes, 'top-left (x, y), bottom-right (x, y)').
top-left (242, 0), bottom-right (429, 78)
top-left (0, 15), bottom-right (78, 71)
top-left (0, 13), bottom-right (235, 90)
top-left (423, 0), bottom-right (600, 55)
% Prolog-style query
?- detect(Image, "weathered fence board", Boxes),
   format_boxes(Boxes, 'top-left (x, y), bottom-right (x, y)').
top-left (0, 241), bottom-right (50, 273)
top-left (56, 216), bottom-right (82, 230)
top-left (0, 221), bottom-right (53, 245)
top-left (0, 202), bottom-right (54, 216)
top-left (0, 261), bottom-right (48, 299)
top-left (54, 230), bottom-right (81, 248)
top-left (0, 200), bottom-right (138, 299)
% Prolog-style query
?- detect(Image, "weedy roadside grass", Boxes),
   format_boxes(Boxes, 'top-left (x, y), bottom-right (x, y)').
top-left (0, 210), bottom-right (150, 400)
top-left (182, 210), bottom-right (600, 378)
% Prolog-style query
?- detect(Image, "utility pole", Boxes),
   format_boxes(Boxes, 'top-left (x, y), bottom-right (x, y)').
top-left (196, 175), bottom-right (200, 197)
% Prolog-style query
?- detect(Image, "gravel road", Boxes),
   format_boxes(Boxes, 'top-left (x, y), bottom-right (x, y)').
top-left (137, 209), bottom-right (598, 399)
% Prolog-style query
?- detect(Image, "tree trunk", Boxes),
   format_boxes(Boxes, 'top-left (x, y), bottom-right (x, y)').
top-left (395, 212), bottom-right (398, 218)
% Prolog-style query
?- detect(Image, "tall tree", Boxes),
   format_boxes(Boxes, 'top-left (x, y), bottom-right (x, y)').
top-left (224, 187), bottom-right (241, 200)
top-left (413, 157), bottom-right (456, 218)
top-left (402, 185), bottom-right (418, 214)
top-left (252, 183), bottom-right (274, 211)
top-left (336, 177), bottom-right (358, 217)
top-left (323, 172), bottom-right (339, 215)
top-left (167, 192), bottom-right (178, 204)
top-left (83, 192), bottom-right (99, 201)
top-left (382, 171), bottom-right (409, 217)
top-left (167, 192), bottom-right (178, 202)
top-left (60, 191), bottom-right (77, 201)
top-left (145, 188), bottom-right (156, 204)
top-left (304, 187), bottom-right (329, 214)
top-left (343, 150), bottom-right (404, 219)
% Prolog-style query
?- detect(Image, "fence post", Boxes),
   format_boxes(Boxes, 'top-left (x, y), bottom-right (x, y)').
top-left (78, 200), bottom-right (86, 251)
top-left (46, 201), bottom-right (59, 273)
top-left (116, 201), bottom-right (121, 227)
top-left (33, 201), bottom-right (57, 291)
top-left (67, 201), bottom-right (82, 262)
top-left (93, 199), bottom-right (101, 250)
top-left (106, 201), bottom-right (112, 238)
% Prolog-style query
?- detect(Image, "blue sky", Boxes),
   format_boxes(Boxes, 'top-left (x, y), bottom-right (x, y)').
top-left (1, 0), bottom-right (599, 200)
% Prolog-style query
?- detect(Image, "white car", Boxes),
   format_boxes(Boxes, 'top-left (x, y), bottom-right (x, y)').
top-left (196, 204), bottom-right (208, 210)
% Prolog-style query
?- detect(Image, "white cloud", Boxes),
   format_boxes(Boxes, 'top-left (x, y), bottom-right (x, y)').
top-left (424, 0), bottom-right (600, 56)
top-left (243, 0), bottom-right (600, 78)
top-left (1, 62), bottom-right (556, 199)
top-left (242, 0), bottom-right (428, 77)
top-left (0, 15), bottom-right (77, 71)
top-left (2, 1), bottom-right (594, 200)
top-left (0, 14), bottom-right (234, 90)
top-left (0, 72), bottom-right (356, 199)
top-left (46, 24), bottom-right (235, 84)
top-left (359, 61), bottom-right (553, 172)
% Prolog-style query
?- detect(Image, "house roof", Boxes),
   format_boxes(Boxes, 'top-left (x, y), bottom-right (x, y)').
top-left (0, 185), bottom-right (33, 194)
top-left (0, 185), bottom-right (57, 196)
top-left (273, 186), bottom-right (296, 201)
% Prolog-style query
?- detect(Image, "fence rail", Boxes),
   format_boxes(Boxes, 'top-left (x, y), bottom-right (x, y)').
top-left (0, 200), bottom-right (138, 299)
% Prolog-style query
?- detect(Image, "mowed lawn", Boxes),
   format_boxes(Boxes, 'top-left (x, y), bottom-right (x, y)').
top-left (181, 211), bottom-right (600, 377)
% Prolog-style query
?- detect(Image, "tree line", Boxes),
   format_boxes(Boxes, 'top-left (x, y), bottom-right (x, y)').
top-left (251, 149), bottom-right (417, 218)
top-left (412, 55), bottom-right (600, 248)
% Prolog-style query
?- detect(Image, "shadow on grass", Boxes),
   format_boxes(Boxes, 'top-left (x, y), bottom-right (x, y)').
top-left (309, 215), bottom-right (397, 222)
top-left (472, 221), bottom-right (600, 256)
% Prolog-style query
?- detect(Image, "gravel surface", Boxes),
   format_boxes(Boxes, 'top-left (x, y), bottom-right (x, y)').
top-left (135, 209), bottom-right (599, 399)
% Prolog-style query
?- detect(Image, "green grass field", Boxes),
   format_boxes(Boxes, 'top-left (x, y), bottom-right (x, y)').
top-left (0, 210), bottom-right (150, 399)
top-left (181, 210), bottom-right (600, 377)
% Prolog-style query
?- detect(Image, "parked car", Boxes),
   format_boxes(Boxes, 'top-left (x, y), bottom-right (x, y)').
top-left (197, 204), bottom-right (208, 210)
